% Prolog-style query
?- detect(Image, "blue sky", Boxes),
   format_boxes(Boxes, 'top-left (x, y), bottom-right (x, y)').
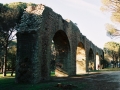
top-left (1, 0), bottom-right (116, 49)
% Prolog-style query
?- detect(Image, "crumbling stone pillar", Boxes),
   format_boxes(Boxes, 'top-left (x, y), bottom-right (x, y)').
top-left (16, 31), bottom-right (41, 83)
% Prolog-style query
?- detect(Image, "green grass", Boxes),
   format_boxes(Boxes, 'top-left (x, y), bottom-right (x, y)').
top-left (0, 77), bottom-right (87, 90)
top-left (0, 72), bottom-right (15, 77)
top-left (100, 67), bottom-right (120, 71)
top-left (0, 72), bottom-right (87, 90)
top-left (51, 71), bottom-right (55, 76)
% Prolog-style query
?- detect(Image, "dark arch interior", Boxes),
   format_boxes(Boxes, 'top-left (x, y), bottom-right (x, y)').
top-left (89, 48), bottom-right (94, 60)
top-left (50, 30), bottom-right (70, 76)
top-left (78, 42), bottom-right (84, 49)
top-left (88, 48), bottom-right (94, 70)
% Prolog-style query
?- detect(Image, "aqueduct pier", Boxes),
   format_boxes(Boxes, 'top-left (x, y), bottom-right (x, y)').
top-left (16, 4), bottom-right (104, 83)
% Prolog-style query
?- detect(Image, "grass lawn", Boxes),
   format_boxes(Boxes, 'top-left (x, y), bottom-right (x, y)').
top-left (0, 78), bottom-right (87, 90)
top-left (0, 72), bottom-right (87, 90)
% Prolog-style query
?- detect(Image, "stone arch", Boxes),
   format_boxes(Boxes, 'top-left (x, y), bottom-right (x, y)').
top-left (88, 48), bottom-right (94, 70)
top-left (51, 30), bottom-right (70, 77)
top-left (76, 42), bottom-right (86, 74)
top-left (96, 52), bottom-right (100, 70)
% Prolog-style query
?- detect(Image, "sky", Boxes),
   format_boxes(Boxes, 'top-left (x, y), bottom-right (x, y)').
top-left (1, 0), bottom-right (117, 49)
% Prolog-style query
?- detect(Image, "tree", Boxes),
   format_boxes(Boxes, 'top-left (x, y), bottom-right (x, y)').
top-left (0, 2), bottom-right (28, 76)
top-left (7, 41), bottom-right (16, 76)
top-left (101, 0), bottom-right (120, 38)
top-left (0, 41), bottom-right (4, 72)
top-left (105, 23), bottom-right (120, 39)
top-left (104, 41), bottom-right (120, 67)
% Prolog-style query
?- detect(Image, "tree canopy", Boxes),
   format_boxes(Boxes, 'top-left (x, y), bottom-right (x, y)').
top-left (104, 41), bottom-right (120, 67)
top-left (101, 0), bottom-right (120, 38)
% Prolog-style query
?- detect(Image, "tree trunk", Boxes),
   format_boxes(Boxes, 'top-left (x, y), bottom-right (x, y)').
top-left (11, 58), bottom-right (15, 76)
top-left (112, 56), bottom-right (115, 68)
top-left (3, 45), bottom-right (8, 76)
top-left (3, 56), bottom-right (6, 76)
top-left (1, 65), bottom-right (3, 73)
top-left (11, 68), bottom-right (14, 76)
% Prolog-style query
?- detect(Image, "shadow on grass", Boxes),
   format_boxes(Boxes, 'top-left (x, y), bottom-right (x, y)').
top-left (0, 75), bottom-right (87, 90)
top-left (0, 77), bottom-right (87, 90)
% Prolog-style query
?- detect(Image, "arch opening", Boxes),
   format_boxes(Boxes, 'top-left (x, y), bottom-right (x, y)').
top-left (88, 48), bottom-right (94, 70)
top-left (76, 42), bottom-right (86, 74)
top-left (96, 53), bottom-right (100, 70)
top-left (50, 30), bottom-right (70, 77)
top-left (100, 55), bottom-right (104, 69)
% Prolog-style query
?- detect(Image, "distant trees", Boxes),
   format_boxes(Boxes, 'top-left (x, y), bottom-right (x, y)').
top-left (0, 2), bottom-right (28, 76)
top-left (104, 41), bottom-right (120, 68)
top-left (0, 2), bottom-right (38, 76)
top-left (7, 41), bottom-right (16, 76)
top-left (101, 0), bottom-right (120, 39)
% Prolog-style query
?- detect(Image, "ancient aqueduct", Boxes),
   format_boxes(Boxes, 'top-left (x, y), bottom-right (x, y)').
top-left (16, 4), bottom-right (104, 83)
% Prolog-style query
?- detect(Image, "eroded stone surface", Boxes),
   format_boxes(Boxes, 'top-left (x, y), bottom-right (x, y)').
top-left (16, 4), bottom-right (104, 83)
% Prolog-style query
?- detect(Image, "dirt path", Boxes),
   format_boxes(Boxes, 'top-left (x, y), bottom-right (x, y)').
top-left (53, 71), bottom-right (120, 90)
top-left (75, 71), bottom-right (120, 90)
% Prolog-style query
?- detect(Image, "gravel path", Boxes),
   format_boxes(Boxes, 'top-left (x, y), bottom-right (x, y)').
top-left (80, 71), bottom-right (120, 90)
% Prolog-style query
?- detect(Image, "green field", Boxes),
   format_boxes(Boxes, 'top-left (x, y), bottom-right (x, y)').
top-left (0, 72), bottom-right (86, 90)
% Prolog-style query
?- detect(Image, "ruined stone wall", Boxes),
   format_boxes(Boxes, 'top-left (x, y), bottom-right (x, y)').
top-left (16, 4), bottom-right (104, 83)
top-left (41, 7), bottom-right (73, 78)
